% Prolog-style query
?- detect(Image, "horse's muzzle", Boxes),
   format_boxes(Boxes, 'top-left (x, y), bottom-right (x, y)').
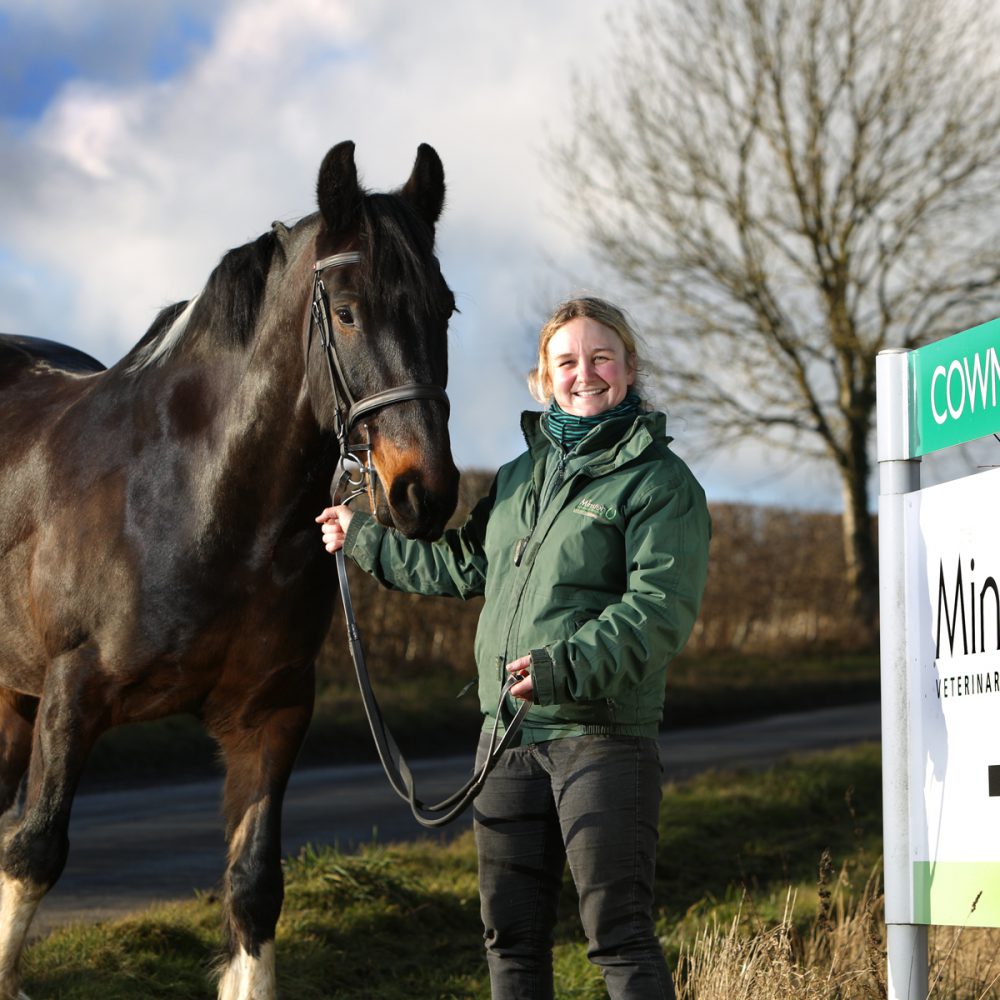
top-left (384, 462), bottom-right (459, 540)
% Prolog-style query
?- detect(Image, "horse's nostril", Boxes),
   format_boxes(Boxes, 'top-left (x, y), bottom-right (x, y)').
top-left (386, 466), bottom-right (457, 540)
top-left (390, 473), bottom-right (427, 522)
top-left (406, 480), bottom-right (427, 516)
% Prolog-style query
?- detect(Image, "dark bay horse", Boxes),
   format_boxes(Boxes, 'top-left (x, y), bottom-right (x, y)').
top-left (0, 141), bottom-right (459, 1000)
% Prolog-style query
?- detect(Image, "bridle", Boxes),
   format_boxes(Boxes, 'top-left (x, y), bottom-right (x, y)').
top-left (310, 249), bottom-right (528, 829)
top-left (310, 250), bottom-right (449, 502)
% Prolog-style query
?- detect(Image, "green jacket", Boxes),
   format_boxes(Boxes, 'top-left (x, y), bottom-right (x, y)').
top-left (343, 408), bottom-right (711, 741)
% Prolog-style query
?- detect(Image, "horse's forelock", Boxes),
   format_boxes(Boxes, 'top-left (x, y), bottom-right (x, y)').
top-left (357, 194), bottom-right (452, 330)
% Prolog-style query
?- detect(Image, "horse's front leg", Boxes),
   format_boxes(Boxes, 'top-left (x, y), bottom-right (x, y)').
top-left (209, 665), bottom-right (314, 1000)
top-left (0, 691), bottom-right (36, 826)
top-left (0, 653), bottom-right (106, 1000)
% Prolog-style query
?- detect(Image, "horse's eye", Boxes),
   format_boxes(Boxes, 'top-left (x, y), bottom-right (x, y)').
top-left (335, 307), bottom-right (355, 327)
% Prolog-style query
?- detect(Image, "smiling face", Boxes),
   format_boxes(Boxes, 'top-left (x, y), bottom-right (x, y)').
top-left (544, 316), bottom-right (636, 417)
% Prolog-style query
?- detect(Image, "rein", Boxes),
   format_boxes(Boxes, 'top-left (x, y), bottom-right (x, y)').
top-left (311, 250), bottom-right (528, 828)
top-left (334, 547), bottom-right (529, 828)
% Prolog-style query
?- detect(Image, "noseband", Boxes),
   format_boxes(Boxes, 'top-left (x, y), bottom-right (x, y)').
top-left (309, 250), bottom-right (449, 501)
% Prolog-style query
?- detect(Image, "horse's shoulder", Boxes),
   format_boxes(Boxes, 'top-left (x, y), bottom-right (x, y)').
top-left (0, 334), bottom-right (106, 378)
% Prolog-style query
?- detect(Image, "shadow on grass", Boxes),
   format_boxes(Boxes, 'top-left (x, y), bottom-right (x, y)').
top-left (656, 743), bottom-right (882, 920)
top-left (24, 906), bottom-right (220, 1000)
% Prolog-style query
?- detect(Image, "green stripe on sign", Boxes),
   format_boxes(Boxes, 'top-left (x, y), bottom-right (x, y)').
top-left (913, 862), bottom-right (1000, 926)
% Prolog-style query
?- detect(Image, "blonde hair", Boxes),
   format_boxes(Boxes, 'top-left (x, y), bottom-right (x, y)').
top-left (527, 297), bottom-right (644, 404)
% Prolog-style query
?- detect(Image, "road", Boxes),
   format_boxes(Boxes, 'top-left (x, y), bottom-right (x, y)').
top-left (32, 701), bottom-right (881, 936)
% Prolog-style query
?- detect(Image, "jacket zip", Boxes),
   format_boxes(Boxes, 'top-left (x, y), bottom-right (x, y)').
top-left (499, 445), bottom-right (583, 683)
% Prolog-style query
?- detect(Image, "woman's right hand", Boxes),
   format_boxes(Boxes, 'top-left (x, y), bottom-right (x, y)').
top-left (315, 504), bottom-right (354, 554)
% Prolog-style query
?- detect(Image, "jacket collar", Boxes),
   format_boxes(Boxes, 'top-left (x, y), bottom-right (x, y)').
top-left (520, 408), bottom-right (671, 476)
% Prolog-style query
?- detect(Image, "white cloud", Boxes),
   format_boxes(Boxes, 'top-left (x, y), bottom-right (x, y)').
top-left (0, 0), bottom-right (845, 507)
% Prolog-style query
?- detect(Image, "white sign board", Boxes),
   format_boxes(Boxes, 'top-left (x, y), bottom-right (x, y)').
top-left (904, 464), bottom-right (1000, 925)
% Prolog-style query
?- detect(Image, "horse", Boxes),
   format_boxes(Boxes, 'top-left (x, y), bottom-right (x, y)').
top-left (0, 140), bottom-right (460, 1000)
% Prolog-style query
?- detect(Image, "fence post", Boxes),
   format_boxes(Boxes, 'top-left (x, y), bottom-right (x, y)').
top-left (876, 348), bottom-right (927, 1000)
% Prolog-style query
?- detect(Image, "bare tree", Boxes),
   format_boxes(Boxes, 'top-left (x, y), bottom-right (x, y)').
top-left (556, 0), bottom-right (1000, 634)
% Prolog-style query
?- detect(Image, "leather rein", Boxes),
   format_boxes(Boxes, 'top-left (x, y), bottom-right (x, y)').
top-left (310, 250), bottom-right (528, 828)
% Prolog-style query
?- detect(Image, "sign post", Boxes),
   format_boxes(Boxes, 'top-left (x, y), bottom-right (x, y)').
top-left (877, 348), bottom-right (926, 1000)
top-left (878, 315), bottom-right (1000, 999)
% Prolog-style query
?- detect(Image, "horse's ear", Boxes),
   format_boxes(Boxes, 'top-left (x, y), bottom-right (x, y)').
top-left (317, 141), bottom-right (363, 237)
top-left (401, 144), bottom-right (445, 228)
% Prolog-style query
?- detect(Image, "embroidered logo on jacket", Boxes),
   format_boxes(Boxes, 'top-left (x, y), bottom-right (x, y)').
top-left (573, 497), bottom-right (618, 521)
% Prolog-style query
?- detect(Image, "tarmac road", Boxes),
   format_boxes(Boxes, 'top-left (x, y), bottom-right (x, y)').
top-left (32, 701), bottom-right (880, 936)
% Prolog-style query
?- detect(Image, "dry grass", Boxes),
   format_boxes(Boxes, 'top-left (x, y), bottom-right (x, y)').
top-left (676, 862), bottom-right (1000, 1000)
top-left (677, 889), bottom-right (883, 999)
top-left (924, 925), bottom-right (1000, 1000)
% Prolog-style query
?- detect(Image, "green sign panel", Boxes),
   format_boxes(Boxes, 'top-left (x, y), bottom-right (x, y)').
top-left (909, 316), bottom-right (1000, 456)
top-left (913, 861), bottom-right (1000, 927)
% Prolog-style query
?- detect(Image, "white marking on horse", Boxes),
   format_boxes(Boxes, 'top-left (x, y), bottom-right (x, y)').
top-left (226, 799), bottom-right (270, 869)
top-left (0, 875), bottom-right (44, 1000)
top-left (217, 940), bottom-right (276, 1000)
top-left (128, 293), bottom-right (201, 372)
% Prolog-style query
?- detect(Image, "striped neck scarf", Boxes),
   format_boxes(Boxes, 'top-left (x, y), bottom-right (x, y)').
top-left (543, 391), bottom-right (641, 448)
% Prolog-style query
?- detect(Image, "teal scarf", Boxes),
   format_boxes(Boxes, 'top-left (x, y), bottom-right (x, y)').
top-left (544, 391), bottom-right (641, 448)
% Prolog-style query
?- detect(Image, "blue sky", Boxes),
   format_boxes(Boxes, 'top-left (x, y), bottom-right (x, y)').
top-left (0, 6), bottom-right (213, 117)
top-left (0, 0), bottom-right (850, 509)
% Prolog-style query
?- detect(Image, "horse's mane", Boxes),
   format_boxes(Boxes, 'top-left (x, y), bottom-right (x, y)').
top-left (123, 233), bottom-right (280, 372)
top-left (123, 189), bottom-right (452, 375)
top-left (188, 231), bottom-right (282, 350)
top-left (128, 300), bottom-right (190, 359)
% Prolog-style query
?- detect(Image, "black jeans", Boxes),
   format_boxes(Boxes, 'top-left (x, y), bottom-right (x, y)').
top-left (474, 733), bottom-right (675, 999)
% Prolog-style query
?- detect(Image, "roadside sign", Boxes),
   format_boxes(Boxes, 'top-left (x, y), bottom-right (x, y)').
top-left (903, 466), bottom-right (1000, 926)
top-left (879, 322), bottom-right (1000, 999)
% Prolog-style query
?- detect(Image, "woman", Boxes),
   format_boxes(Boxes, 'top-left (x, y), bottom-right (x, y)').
top-left (317, 297), bottom-right (711, 999)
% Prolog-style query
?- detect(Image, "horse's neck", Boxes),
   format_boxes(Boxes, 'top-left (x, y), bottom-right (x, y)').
top-left (129, 327), bottom-right (326, 521)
